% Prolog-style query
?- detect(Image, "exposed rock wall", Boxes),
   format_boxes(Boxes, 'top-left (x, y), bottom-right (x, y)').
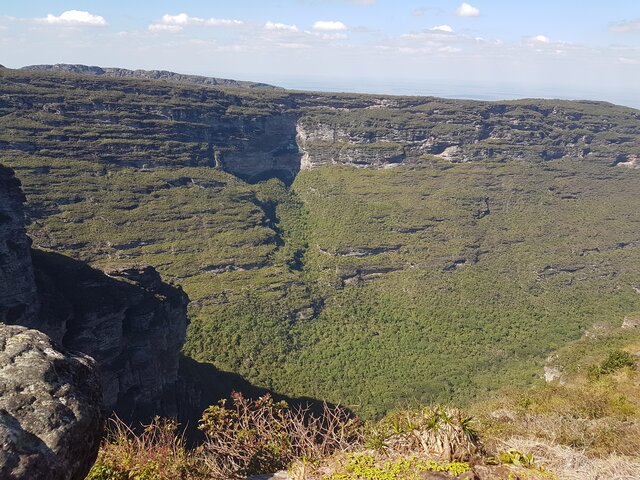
top-left (0, 165), bottom-right (190, 422)
top-left (294, 100), bottom-right (633, 169)
top-left (0, 166), bottom-right (38, 326)
top-left (3, 68), bottom-right (638, 185)
top-left (32, 251), bottom-right (189, 420)
top-left (0, 324), bottom-right (102, 480)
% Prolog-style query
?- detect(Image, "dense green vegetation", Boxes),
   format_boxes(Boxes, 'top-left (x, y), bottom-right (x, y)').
top-left (2, 68), bottom-right (640, 420)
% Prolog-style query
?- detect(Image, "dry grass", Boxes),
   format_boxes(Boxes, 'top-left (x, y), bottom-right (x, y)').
top-left (86, 416), bottom-right (203, 480)
top-left (504, 437), bottom-right (640, 480)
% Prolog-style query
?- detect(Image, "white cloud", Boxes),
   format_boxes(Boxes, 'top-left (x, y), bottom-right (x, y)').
top-left (265, 21), bottom-right (299, 32)
top-left (149, 24), bottom-right (183, 33)
top-left (532, 35), bottom-right (550, 43)
top-left (455, 3), bottom-right (480, 17)
top-left (351, 0), bottom-right (376, 4)
top-left (609, 20), bottom-right (640, 33)
top-left (161, 13), bottom-right (191, 25)
top-left (39, 10), bottom-right (107, 27)
top-left (312, 20), bottom-right (348, 31)
top-left (276, 42), bottom-right (312, 49)
top-left (431, 25), bottom-right (454, 33)
top-left (618, 56), bottom-right (640, 65)
top-left (204, 18), bottom-right (244, 27)
top-left (149, 13), bottom-right (243, 32)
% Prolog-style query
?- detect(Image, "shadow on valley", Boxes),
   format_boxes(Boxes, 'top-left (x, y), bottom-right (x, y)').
top-left (177, 355), bottom-right (351, 444)
top-left (28, 250), bottom-right (346, 444)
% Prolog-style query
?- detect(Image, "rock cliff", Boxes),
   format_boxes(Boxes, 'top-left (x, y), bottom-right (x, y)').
top-left (32, 252), bottom-right (189, 420)
top-left (2, 67), bottom-right (638, 184)
top-left (0, 166), bottom-right (38, 326)
top-left (0, 164), bottom-right (189, 422)
top-left (0, 324), bottom-right (102, 480)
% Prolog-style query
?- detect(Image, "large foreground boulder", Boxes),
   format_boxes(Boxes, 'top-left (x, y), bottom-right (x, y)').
top-left (0, 324), bottom-right (103, 480)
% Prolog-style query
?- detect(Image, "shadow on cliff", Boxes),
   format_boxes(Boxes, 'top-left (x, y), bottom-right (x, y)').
top-left (29, 249), bottom-right (190, 427)
top-left (219, 113), bottom-right (302, 186)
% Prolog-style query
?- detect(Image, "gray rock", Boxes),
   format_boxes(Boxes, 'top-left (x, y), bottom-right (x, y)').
top-left (32, 251), bottom-right (190, 422)
top-left (0, 166), bottom-right (39, 326)
top-left (0, 324), bottom-right (102, 480)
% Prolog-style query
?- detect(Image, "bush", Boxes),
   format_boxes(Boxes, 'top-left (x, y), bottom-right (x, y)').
top-left (599, 350), bottom-right (637, 375)
top-left (198, 392), bottom-right (362, 478)
top-left (365, 406), bottom-right (481, 461)
top-left (86, 416), bottom-right (201, 480)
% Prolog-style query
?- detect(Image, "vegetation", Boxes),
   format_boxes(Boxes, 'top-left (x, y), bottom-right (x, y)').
top-left (2, 68), bottom-right (640, 424)
top-left (198, 392), bottom-right (360, 478)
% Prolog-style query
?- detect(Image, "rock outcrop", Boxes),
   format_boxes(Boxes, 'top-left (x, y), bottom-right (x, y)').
top-left (0, 164), bottom-right (190, 422)
top-left (0, 166), bottom-right (38, 326)
top-left (0, 324), bottom-right (102, 480)
top-left (32, 251), bottom-right (189, 420)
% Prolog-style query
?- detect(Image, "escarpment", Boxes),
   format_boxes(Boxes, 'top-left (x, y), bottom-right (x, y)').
top-left (1, 67), bottom-right (638, 185)
top-left (0, 164), bottom-right (189, 422)
top-left (32, 252), bottom-right (189, 420)
top-left (2, 66), bottom-right (640, 420)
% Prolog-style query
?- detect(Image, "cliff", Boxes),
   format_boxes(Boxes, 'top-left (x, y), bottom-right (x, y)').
top-left (0, 164), bottom-right (189, 422)
top-left (2, 67), bottom-right (638, 185)
top-left (32, 252), bottom-right (189, 420)
top-left (0, 166), bottom-right (39, 325)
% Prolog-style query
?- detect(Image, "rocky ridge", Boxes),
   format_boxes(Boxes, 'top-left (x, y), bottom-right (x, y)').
top-left (21, 63), bottom-right (281, 90)
top-left (0, 166), bottom-right (38, 326)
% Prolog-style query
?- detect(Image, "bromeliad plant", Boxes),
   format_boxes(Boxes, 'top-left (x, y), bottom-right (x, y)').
top-left (366, 406), bottom-right (481, 461)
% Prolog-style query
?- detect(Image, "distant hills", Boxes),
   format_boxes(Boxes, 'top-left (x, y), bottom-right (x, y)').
top-left (20, 63), bottom-right (282, 90)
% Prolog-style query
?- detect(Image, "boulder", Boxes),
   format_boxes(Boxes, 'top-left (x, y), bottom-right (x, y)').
top-left (0, 324), bottom-right (102, 480)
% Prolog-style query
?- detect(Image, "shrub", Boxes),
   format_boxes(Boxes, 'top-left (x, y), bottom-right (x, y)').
top-left (324, 454), bottom-right (471, 480)
top-left (366, 406), bottom-right (480, 461)
top-left (198, 392), bottom-right (362, 478)
top-left (86, 416), bottom-right (201, 480)
top-left (598, 350), bottom-right (637, 375)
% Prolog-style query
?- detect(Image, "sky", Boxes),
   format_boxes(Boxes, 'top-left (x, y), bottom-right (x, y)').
top-left (1, 1), bottom-right (639, 106)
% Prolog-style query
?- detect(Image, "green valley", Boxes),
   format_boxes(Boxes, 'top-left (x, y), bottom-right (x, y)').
top-left (2, 66), bottom-right (640, 420)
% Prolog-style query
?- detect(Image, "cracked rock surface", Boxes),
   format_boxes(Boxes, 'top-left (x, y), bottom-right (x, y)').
top-left (0, 324), bottom-right (102, 480)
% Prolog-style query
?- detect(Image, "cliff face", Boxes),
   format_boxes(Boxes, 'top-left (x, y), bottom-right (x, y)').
top-left (0, 167), bottom-right (39, 326)
top-left (0, 165), bottom-right (189, 422)
top-left (32, 252), bottom-right (189, 419)
top-left (2, 68), bottom-right (638, 186)
top-left (294, 100), bottom-right (639, 169)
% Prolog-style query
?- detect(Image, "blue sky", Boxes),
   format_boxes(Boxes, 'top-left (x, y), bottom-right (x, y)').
top-left (1, 1), bottom-right (639, 105)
